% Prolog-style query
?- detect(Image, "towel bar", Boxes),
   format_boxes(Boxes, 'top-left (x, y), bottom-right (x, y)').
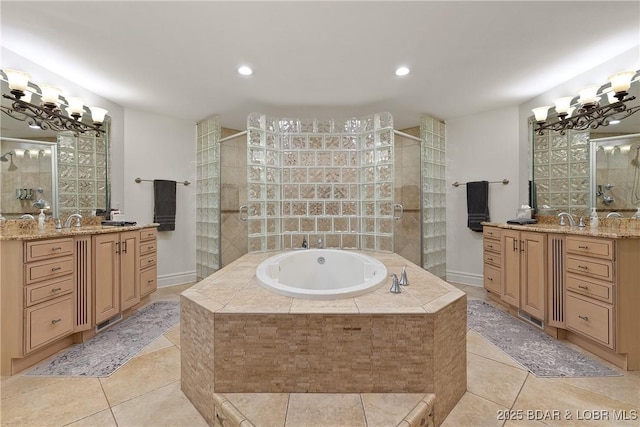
top-left (135, 177), bottom-right (190, 186)
top-left (452, 179), bottom-right (509, 187)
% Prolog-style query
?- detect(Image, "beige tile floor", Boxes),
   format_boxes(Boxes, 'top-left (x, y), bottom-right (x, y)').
top-left (1, 282), bottom-right (638, 427)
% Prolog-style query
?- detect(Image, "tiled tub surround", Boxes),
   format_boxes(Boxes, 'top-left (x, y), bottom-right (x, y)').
top-left (181, 251), bottom-right (466, 426)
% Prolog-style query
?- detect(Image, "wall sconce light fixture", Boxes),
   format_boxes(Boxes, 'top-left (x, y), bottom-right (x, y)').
top-left (533, 70), bottom-right (640, 135)
top-left (0, 69), bottom-right (108, 135)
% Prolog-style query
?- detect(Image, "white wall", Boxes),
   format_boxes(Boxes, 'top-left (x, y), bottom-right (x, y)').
top-left (122, 108), bottom-right (197, 287)
top-left (445, 106), bottom-right (520, 286)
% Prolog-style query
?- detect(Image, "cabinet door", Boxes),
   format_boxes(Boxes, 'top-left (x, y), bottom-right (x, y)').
top-left (502, 230), bottom-right (520, 306)
top-left (520, 231), bottom-right (546, 320)
top-left (120, 231), bottom-right (140, 311)
top-left (93, 234), bottom-right (120, 324)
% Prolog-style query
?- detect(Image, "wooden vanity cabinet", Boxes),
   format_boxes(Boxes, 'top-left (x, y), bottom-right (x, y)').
top-left (501, 230), bottom-right (546, 320)
top-left (483, 227), bottom-right (502, 295)
top-left (93, 230), bottom-right (140, 324)
top-left (564, 235), bottom-right (616, 349)
top-left (139, 228), bottom-right (158, 297)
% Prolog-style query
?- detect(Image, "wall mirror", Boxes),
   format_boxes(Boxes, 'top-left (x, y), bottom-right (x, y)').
top-left (0, 78), bottom-right (110, 220)
top-left (531, 74), bottom-right (640, 216)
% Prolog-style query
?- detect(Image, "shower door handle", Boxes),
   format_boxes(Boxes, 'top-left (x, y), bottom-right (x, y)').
top-left (393, 204), bottom-right (404, 221)
top-left (239, 205), bottom-right (248, 222)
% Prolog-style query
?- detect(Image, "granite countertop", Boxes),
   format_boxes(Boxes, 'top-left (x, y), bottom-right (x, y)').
top-left (482, 221), bottom-right (640, 239)
top-left (0, 223), bottom-right (159, 241)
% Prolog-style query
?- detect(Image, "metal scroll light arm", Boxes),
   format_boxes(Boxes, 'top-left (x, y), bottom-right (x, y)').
top-left (0, 92), bottom-right (105, 136)
top-left (534, 93), bottom-right (640, 136)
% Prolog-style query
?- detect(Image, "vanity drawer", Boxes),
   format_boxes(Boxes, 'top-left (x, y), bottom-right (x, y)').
top-left (25, 238), bottom-right (74, 262)
top-left (483, 239), bottom-right (501, 254)
top-left (140, 240), bottom-right (157, 256)
top-left (140, 228), bottom-right (157, 242)
top-left (140, 266), bottom-right (157, 296)
top-left (566, 255), bottom-right (614, 282)
top-left (483, 264), bottom-right (502, 294)
top-left (566, 237), bottom-right (614, 260)
top-left (24, 276), bottom-right (74, 307)
top-left (483, 251), bottom-right (501, 267)
top-left (25, 256), bottom-right (74, 285)
top-left (566, 293), bottom-right (614, 349)
top-left (566, 274), bottom-right (613, 304)
top-left (140, 253), bottom-right (157, 270)
top-left (24, 295), bottom-right (74, 353)
top-left (483, 227), bottom-right (501, 240)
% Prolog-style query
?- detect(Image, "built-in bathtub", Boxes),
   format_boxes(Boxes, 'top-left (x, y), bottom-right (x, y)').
top-left (180, 251), bottom-right (466, 426)
top-left (256, 249), bottom-right (387, 299)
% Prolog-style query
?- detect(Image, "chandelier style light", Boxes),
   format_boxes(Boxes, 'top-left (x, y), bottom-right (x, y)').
top-left (532, 70), bottom-right (639, 135)
top-left (1, 69), bottom-right (108, 135)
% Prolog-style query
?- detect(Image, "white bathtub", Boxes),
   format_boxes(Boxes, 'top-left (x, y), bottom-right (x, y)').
top-left (256, 249), bottom-right (388, 299)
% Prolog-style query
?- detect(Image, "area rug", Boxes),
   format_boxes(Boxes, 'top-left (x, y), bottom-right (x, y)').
top-left (467, 299), bottom-right (620, 377)
top-left (27, 301), bottom-right (180, 377)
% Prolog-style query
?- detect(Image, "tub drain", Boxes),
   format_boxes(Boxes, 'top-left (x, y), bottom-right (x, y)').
top-left (317, 256), bottom-right (325, 264)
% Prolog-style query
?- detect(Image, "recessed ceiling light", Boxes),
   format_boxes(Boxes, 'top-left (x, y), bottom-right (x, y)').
top-left (395, 66), bottom-right (410, 77)
top-left (238, 66), bottom-right (253, 76)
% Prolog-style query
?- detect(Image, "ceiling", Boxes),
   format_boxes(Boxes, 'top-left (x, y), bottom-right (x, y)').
top-left (1, 1), bottom-right (639, 130)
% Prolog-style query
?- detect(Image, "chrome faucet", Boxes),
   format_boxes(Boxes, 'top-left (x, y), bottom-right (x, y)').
top-left (390, 274), bottom-right (401, 293)
top-left (301, 236), bottom-right (308, 249)
top-left (19, 214), bottom-right (35, 220)
top-left (606, 212), bottom-right (622, 218)
top-left (317, 237), bottom-right (323, 248)
top-left (64, 213), bottom-right (83, 228)
top-left (557, 212), bottom-right (576, 226)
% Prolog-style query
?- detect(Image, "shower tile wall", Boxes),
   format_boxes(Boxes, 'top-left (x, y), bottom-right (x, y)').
top-left (421, 115), bottom-right (446, 278)
top-left (196, 117), bottom-right (221, 280)
top-left (246, 113), bottom-right (394, 252)
top-left (0, 141), bottom-right (54, 215)
top-left (221, 129), bottom-right (248, 266)
top-left (57, 131), bottom-right (108, 217)
top-left (533, 129), bottom-right (590, 215)
top-left (394, 127), bottom-right (422, 266)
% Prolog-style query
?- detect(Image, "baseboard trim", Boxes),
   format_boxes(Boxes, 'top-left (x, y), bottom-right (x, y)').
top-left (446, 270), bottom-right (483, 287)
top-left (158, 270), bottom-right (197, 288)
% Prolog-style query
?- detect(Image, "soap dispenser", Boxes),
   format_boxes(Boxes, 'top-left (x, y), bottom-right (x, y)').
top-left (38, 209), bottom-right (46, 230)
top-left (589, 207), bottom-right (599, 229)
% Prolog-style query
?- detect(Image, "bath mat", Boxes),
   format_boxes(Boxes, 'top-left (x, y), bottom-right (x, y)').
top-left (467, 300), bottom-right (620, 377)
top-left (27, 301), bottom-right (180, 377)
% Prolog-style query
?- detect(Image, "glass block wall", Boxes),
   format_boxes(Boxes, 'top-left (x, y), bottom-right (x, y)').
top-left (533, 129), bottom-right (590, 216)
top-left (246, 112), bottom-right (394, 252)
top-left (57, 130), bottom-right (108, 218)
top-left (420, 115), bottom-right (447, 278)
top-left (196, 117), bottom-right (221, 280)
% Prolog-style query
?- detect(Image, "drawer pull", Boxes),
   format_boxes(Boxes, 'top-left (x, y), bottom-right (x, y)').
top-left (51, 287), bottom-right (62, 293)
top-left (51, 266), bottom-right (62, 272)
top-left (147, 259), bottom-right (153, 263)
top-left (51, 246), bottom-right (62, 251)
top-left (147, 246), bottom-right (153, 250)
top-left (487, 257), bottom-right (493, 262)
top-left (487, 244), bottom-right (493, 249)
top-left (147, 279), bottom-right (155, 283)
top-left (577, 265), bottom-right (589, 270)
top-left (487, 277), bottom-right (493, 281)
top-left (51, 318), bottom-right (62, 325)
top-left (577, 285), bottom-right (589, 290)
top-left (578, 315), bottom-right (589, 321)
top-left (578, 245), bottom-right (589, 249)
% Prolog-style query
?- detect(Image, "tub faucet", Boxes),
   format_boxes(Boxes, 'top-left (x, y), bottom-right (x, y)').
top-left (64, 213), bottom-right (82, 228)
top-left (390, 274), bottom-right (401, 293)
top-left (606, 212), bottom-right (622, 218)
top-left (301, 236), bottom-right (308, 249)
top-left (557, 212), bottom-right (576, 226)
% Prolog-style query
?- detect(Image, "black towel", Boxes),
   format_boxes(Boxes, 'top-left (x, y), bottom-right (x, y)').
top-left (467, 181), bottom-right (490, 232)
top-left (153, 180), bottom-right (176, 231)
